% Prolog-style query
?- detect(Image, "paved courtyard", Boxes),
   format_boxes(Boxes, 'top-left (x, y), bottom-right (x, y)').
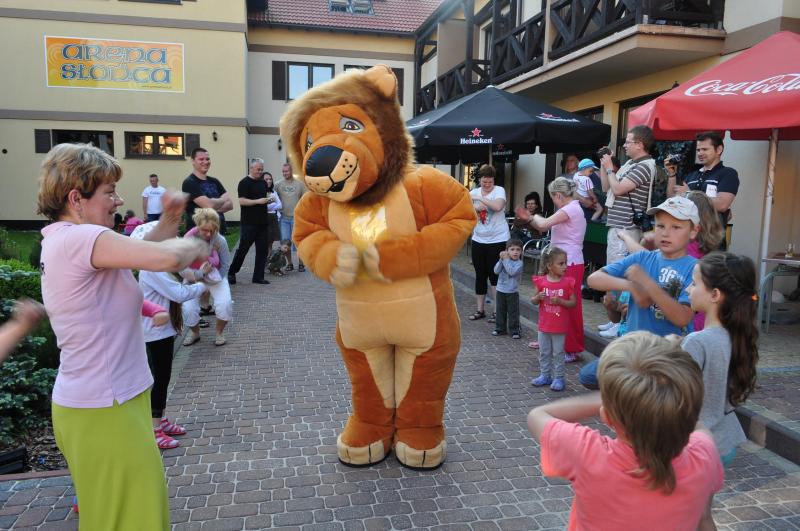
top-left (2, 256), bottom-right (800, 530)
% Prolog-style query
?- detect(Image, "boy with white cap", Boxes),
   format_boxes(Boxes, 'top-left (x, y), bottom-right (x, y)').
top-left (573, 158), bottom-right (604, 221)
top-left (581, 196), bottom-right (700, 388)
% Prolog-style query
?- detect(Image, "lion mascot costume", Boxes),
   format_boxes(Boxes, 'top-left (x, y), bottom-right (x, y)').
top-left (280, 65), bottom-right (476, 469)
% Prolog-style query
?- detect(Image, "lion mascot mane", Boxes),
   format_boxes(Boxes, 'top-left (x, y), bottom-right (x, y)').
top-left (280, 65), bottom-right (476, 469)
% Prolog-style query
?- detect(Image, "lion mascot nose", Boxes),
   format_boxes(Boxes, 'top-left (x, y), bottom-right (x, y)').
top-left (306, 145), bottom-right (343, 177)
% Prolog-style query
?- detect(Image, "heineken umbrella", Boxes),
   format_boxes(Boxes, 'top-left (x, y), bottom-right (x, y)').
top-left (406, 85), bottom-right (611, 162)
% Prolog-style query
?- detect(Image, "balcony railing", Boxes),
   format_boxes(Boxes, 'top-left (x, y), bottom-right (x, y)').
top-left (437, 59), bottom-right (491, 106)
top-left (549, 0), bottom-right (724, 59)
top-left (491, 11), bottom-right (546, 84)
top-left (414, 0), bottom-right (724, 114)
top-left (416, 79), bottom-right (437, 115)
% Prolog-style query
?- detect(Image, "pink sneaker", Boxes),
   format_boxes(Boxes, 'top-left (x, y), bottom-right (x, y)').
top-left (564, 353), bottom-right (582, 364)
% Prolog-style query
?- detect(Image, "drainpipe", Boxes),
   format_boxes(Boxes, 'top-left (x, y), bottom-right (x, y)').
top-left (543, 0), bottom-right (553, 66)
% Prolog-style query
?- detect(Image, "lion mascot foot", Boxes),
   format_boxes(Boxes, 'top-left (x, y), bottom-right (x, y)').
top-left (336, 416), bottom-right (393, 466)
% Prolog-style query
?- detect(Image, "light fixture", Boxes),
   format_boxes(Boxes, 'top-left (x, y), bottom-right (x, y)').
top-left (212, 131), bottom-right (218, 142)
top-left (277, 138), bottom-right (282, 151)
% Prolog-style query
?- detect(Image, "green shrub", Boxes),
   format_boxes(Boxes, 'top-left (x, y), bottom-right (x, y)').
top-left (0, 262), bottom-right (60, 370)
top-left (0, 262), bottom-right (41, 302)
top-left (0, 300), bottom-right (57, 449)
top-left (0, 227), bottom-right (20, 260)
top-left (28, 234), bottom-right (43, 270)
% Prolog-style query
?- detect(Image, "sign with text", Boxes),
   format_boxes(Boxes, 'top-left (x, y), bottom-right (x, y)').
top-left (45, 36), bottom-right (184, 92)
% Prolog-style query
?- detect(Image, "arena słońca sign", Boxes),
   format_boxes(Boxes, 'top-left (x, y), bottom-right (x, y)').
top-left (45, 36), bottom-right (184, 92)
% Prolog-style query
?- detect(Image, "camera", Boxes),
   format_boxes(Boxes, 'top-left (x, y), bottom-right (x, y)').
top-left (632, 210), bottom-right (653, 231)
top-left (664, 153), bottom-right (683, 165)
top-left (597, 146), bottom-right (612, 158)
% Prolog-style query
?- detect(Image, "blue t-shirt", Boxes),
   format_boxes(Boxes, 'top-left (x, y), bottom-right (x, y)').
top-left (603, 250), bottom-right (696, 336)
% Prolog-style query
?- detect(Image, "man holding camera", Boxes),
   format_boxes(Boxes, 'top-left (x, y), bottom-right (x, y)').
top-left (599, 125), bottom-right (657, 265)
top-left (228, 158), bottom-right (273, 285)
top-left (669, 131), bottom-right (739, 250)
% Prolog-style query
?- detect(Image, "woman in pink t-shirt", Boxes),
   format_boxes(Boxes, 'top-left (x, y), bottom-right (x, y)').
top-left (36, 143), bottom-right (207, 531)
top-left (518, 177), bottom-right (587, 359)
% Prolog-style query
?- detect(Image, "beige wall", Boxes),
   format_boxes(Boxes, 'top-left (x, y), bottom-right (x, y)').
top-left (0, 4), bottom-right (247, 222)
top-left (248, 28), bottom-right (414, 55)
top-left (1, 18), bottom-right (246, 119)
top-left (724, 0), bottom-right (785, 32)
top-left (0, 120), bottom-right (246, 221)
top-left (0, 0), bottom-right (246, 24)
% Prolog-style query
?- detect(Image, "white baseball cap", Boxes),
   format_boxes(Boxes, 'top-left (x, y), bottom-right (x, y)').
top-left (646, 196), bottom-right (700, 225)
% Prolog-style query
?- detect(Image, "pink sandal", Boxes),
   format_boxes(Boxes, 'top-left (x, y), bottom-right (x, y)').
top-left (154, 427), bottom-right (180, 449)
top-left (159, 417), bottom-right (187, 436)
top-left (528, 341), bottom-right (540, 349)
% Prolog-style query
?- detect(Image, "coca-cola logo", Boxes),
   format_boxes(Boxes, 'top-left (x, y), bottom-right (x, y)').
top-left (684, 74), bottom-right (800, 97)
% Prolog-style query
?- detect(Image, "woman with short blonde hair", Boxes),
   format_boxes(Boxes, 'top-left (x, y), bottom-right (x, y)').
top-left (37, 143), bottom-right (206, 530)
top-left (516, 176), bottom-right (587, 358)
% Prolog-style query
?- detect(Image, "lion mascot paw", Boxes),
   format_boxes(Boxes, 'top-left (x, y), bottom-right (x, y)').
top-left (280, 64), bottom-right (476, 469)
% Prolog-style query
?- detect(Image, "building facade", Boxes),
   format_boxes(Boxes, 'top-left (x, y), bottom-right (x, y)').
top-left (0, 0), bottom-right (439, 224)
top-left (0, 0), bottom-right (249, 223)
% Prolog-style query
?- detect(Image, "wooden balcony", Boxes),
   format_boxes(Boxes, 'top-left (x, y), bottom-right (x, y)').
top-left (413, 0), bottom-right (725, 115)
top-left (436, 59), bottom-right (491, 106)
top-left (491, 11), bottom-right (546, 84)
top-left (549, 0), bottom-right (724, 60)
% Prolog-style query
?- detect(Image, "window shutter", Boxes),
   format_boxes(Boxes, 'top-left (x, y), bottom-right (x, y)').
top-left (272, 61), bottom-right (286, 100)
top-left (34, 129), bottom-right (52, 153)
top-left (185, 133), bottom-right (200, 156)
top-left (394, 68), bottom-right (404, 105)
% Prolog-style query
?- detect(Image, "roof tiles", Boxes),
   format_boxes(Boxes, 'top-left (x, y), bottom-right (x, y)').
top-left (249, 0), bottom-right (444, 34)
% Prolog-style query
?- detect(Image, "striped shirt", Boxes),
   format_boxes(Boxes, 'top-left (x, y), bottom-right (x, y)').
top-left (606, 156), bottom-right (655, 230)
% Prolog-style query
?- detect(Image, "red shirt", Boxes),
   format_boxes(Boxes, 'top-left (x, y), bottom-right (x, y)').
top-left (532, 275), bottom-right (574, 333)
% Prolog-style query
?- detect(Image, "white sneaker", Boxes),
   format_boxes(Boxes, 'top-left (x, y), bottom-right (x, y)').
top-left (599, 323), bottom-right (620, 338)
top-left (597, 321), bottom-right (616, 331)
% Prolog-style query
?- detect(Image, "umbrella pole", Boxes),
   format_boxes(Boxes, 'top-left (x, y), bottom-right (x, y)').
top-left (759, 128), bottom-right (779, 281)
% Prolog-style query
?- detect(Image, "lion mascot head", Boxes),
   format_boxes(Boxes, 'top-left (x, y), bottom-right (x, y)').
top-left (280, 65), bottom-right (413, 206)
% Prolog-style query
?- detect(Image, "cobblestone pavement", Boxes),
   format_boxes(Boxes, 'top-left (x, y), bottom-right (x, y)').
top-left (2, 256), bottom-right (800, 530)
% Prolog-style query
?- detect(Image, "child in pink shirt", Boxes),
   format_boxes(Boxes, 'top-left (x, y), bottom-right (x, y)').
top-left (527, 331), bottom-right (724, 531)
top-left (530, 246), bottom-right (576, 392)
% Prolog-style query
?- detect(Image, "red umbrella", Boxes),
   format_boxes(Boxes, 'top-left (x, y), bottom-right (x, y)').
top-left (629, 31), bottom-right (800, 279)
top-left (630, 31), bottom-right (800, 140)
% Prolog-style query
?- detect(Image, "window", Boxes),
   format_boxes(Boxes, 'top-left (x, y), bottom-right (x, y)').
top-left (575, 105), bottom-right (604, 124)
top-left (119, 0), bottom-right (182, 4)
top-left (51, 130), bottom-right (114, 155)
top-left (344, 65), bottom-right (404, 105)
top-left (616, 93), bottom-right (664, 162)
top-left (329, 0), bottom-right (374, 14)
top-left (287, 62), bottom-right (334, 100)
top-left (125, 132), bottom-right (185, 158)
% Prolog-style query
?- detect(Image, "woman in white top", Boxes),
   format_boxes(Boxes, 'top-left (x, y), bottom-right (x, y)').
top-left (469, 164), bottom-right (510, 321)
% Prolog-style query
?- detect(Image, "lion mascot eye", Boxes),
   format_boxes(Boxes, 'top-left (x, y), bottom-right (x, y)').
top-left (339, 117), bottom-right (364, 133)
top-left (305, 134), bottom-right (313, 152)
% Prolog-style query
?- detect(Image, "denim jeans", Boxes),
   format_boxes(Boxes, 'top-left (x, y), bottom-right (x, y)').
top-left (538, 332), bottom-right (565, 379)
top-left (146, 213), bottom-right (161, 222)
top-left (579, 357), bottom-right (600, 389)
top-left (279, 216), bottom-right (296, 251)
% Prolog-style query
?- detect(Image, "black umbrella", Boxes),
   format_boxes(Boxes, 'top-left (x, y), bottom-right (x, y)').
top-left (406, 86), bottom-right (611, 163)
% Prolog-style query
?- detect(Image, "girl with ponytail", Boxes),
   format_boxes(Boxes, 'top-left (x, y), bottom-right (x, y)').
top-left (683, 252), bottom-right (759, 529)
top-left (683, 252), bottom-right (758, 462)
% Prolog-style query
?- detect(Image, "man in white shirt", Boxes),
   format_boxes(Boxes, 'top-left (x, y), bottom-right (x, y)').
top-left (142, 173), bottom-right (166, 222)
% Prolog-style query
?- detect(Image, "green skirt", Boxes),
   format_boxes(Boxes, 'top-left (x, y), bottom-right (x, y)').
top-left (52, 389), bottom-right (169, 531)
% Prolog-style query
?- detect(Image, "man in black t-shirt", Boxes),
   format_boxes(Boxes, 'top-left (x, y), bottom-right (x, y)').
top-left (227, 158), bottom-right (273, 285)
top-left (671, 131), bottom-right (739, 250)
top-left (182, 147), bottom-right (233, 234)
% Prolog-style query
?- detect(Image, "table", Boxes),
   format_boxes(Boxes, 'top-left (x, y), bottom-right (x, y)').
top-left (757, 253), bottom-right (800, 333)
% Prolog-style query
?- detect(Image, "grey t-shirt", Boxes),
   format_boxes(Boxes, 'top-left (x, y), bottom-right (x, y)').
top-left (275, 178), bottom-right (306, 217)
top-left (682, 326), bottom-right (746, 456)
